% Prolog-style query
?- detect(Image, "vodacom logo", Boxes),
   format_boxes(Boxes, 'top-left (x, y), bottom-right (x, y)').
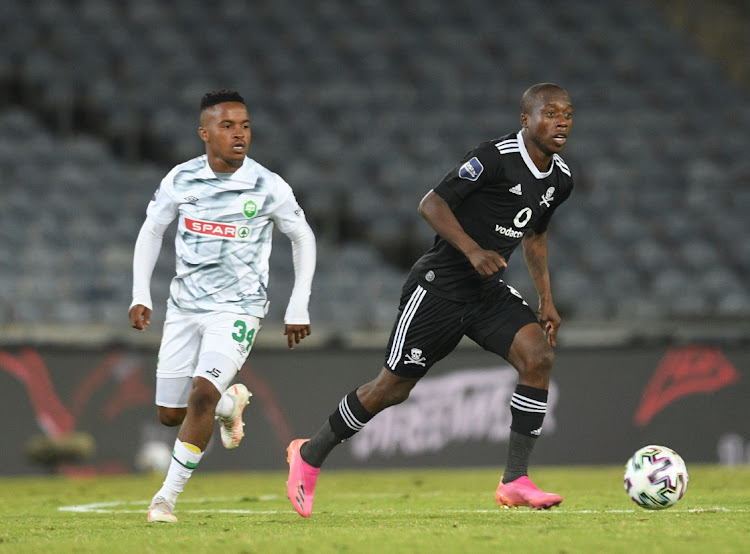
top-left (495, 207), bottom-right (532, 239)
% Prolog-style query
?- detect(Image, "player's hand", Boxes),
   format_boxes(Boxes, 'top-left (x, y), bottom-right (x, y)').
top-left (284, 324), bottom-right (311, 350)
top-left (538, 303), bottom-right (561, 347)
top-left (129, 304), bottom-right (152, 331)
top-left (466, 248), bottom-right (507, 276)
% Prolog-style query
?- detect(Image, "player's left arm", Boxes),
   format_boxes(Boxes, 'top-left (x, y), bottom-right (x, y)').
top-left (280, 218), bottom-right (316, 350)
top-left (268, 177), bottom-right (317, 349)
top-left (522, 229), bottom-right (561, 347)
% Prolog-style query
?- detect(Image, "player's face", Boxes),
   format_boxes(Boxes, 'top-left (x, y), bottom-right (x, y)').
top-left (198, 102), bottom-right (251, 172)
top-left (521, 90), bottom-right (573, 162)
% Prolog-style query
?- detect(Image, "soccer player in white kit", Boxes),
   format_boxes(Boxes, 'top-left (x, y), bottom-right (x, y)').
top-left (129, 90), bottom-right (316, 523)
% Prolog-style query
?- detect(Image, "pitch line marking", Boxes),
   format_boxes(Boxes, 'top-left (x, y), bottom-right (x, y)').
top-left (58, 498), bottom-right (748, 516)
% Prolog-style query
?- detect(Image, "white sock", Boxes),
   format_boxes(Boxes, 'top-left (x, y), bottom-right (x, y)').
top-left (215, 391), bottom-right (235, 419)
top-left (155, 439), bottom-right (204, 505)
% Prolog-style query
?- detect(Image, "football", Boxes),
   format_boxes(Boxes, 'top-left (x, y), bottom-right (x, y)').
top-left (135, 440), bottom-right (172, 474)
top-left (623, 445), bottom-right (689, 509)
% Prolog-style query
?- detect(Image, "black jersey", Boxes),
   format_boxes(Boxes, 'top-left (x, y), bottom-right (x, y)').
top-left (411, 131), bottom-right (574, 302)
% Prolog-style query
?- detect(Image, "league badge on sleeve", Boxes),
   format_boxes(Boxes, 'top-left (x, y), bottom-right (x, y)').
top-left (458, 157), bottom-right (484, 181)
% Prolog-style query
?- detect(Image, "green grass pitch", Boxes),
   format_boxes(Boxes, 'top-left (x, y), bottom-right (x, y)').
top-left (2, 465), bottom-right (749, 553)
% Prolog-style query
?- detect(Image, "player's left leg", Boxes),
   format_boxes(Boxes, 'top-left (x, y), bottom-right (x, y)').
top-left (467, 288), bottom-right (561, 509)
top-left (201, 314), bottom-right (260, 450)
top-left (494, 322), bottom-right (562, 508)
top-left (504, 321), bottom-right (555, 482)
top-left (216, 383), bottom-right (252, 449)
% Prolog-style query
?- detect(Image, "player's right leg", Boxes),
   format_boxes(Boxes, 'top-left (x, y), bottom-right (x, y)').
top-left (287, 276), bottom-right (464, 517)
top-left (149, 370), bottom-right (226, 523)
top-left (147, 495), bottom-right (177, 523)
top-left (153, 305), bottom-right (201, 429)
top-left (287, 368), bottom-right (418, 518)
top-left (147, 306), bottom-right (202, 523)
top-left (286, 438), bottom-right (320, 518)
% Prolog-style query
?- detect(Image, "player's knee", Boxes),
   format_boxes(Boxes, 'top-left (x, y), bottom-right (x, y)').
top-left (188, 378), bottom-right (221, 415)
top-left (539, 345), bottom-right (555, 372)
top-left (384, 382), bottom-right (413, 407)
top-left (362, 371), bottom-right (417, 412)
top-left (158, 407), bottom-right (185, 427)
top-left (518, 344), bottom-right (555, 381)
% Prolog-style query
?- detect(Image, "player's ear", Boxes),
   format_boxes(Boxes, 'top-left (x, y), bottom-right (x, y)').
top-left (198, 126), bottom-right (208, 143)
top-left (520, 113), bottom-right (528, 129)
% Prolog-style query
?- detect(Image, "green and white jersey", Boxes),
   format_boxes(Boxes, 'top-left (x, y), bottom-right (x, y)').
top-left (147, 154), bottom-right (307, 318)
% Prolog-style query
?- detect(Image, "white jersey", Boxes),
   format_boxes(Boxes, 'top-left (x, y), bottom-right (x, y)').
top-left (147, 154), bottom-right (308, 318)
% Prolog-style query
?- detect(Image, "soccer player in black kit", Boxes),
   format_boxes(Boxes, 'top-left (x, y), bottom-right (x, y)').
top-left (287, 83), bottom-right (574, 516)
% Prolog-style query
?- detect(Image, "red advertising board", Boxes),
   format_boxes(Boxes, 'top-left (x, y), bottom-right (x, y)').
top-left (0, 345), bottom-right (746, 475)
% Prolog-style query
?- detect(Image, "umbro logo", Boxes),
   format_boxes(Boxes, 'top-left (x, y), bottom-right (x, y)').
top-left (206, 367), bottom-right (222, 379)
top-left (531, 427), bottom-right (542, 436)
top-left (509, 184), bottom-right (522, 195)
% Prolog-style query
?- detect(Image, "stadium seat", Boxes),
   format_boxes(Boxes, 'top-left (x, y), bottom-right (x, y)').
top-left (1, 0), bottom-right (748, 329)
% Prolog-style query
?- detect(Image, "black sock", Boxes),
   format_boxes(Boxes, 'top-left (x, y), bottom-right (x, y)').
top-left (509, 384), bottom-right (547, 437)
top-left (301, 389), bottom-right (373, 468)
top-left (328, 389), bottom-right (374, 439)
top-left (503, 385), bottom-right (548, 483)
top-left (502, 431), bottom-right (537, 483)
top-left (300, 420), bottom-right (339, 468)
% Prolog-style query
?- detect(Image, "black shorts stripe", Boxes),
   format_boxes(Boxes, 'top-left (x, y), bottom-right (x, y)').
top-left (386, 285), bottom-right (426, 369)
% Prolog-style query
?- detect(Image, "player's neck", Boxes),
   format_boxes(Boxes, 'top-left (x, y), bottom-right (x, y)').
top-left (520, 133), bottom-right (553, 172)
top-left (527, 149), bottom-right (552, 173)
top-left (207, 156), bottom-right (244, 174)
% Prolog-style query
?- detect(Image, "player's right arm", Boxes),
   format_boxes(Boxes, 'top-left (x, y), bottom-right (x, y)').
top-left (129, 216), bottom-right (170, 331)
top-left (418, 189), bottom-right (506, 276)
top-left (129, 172), bottom-right (180, 331)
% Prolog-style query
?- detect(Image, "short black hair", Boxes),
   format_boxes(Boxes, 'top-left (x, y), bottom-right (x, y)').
top-left (200, 89), bottom-right (245, 111)
top-left (520, 83), bottom-right (567, 114)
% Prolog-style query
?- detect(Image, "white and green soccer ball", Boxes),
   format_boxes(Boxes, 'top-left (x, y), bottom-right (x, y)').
top-left (624, 445), bottom-right (689, 509)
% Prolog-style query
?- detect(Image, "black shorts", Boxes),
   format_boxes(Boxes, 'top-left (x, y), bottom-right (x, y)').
top-left (383, 274), bottom-right (540, 378)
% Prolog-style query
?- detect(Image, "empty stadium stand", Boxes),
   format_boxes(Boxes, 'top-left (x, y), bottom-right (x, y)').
top-left (1, 0), bottom-right (748, 339)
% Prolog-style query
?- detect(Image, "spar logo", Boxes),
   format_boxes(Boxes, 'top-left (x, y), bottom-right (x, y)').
top-left (185, 217), bottom-right (251, 240)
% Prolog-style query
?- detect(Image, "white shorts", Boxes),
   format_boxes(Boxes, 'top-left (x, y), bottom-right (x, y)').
top-left (155, 304), bottom-right (261, 407)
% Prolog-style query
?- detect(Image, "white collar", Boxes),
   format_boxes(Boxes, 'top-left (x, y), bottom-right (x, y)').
top-left (194, 155), bottom-right (259, 186)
